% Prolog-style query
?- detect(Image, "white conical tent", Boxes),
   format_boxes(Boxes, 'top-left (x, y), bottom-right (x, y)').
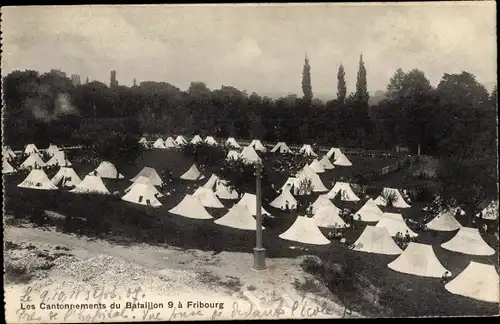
top-left (20, 154), bottom-right (46, 170)
top-left (138, 137), bottom-right (148, 144)
top-left (24, 144), bottom-right (39, 155)
top-left (51, 167), bottom-right (82, 188)
top-left (225, 137), bottom-right (241, 149)
top-left (203, 174), bottom-right (220, 189)
top-left (3, 146), bottom-right (16, 160)
top-left (333, 152), bottom-right (352, 167)
top-left (236, 193), bottom-right (271, 216)
top-left (388, 243), bottom-right (450, 278)
top-left (309, 159), bottom-right (326, 173)
top-left (215, 180), bottom-right (238, 200)
top-left (180, 164), bottom-right (205, 181)
top-left (279, 216), bottom-right (330, 245)
top-left (476, 201), bottom-right (499, 220)
top-left (326, 182), bottom-right (360, 201)
top-left (70, 175), bottom-right (110, 194)
top-left (441, 227), bottom-right (495, 256)
top-left (226, 150), bottom-right (240, 161)
top-left (281, 177), bottom-right (308, 196)
top-left (426, 208), bottom-right (463, 231)
top-left (215, 205), bottom-right (264, 231)
top-left (271, 142), bottom-right (292, 154)
top-left (190, 135), bottom-right (203, 144)
top-left (3, 159), bottom-right (16, 174)
top-left (45, 151), bottom-right (72, 167)
top-left (296, 165), bottom-right (328, 192)
top-left (270, 188), bottom-right (297, 210)
top-left (153, 138), bottom-right (166, 148)
top-left (168, 194), bottom-right (213, 219)
top-left (299, 145), bottom-right (317, 157)
top-left (355, 199), bottom-right (385, 222)
top-left (164, 137), bottom-right (178, 148)
top-left (193, 187), bottom-right (225, 208)
top-left (352, 226), bottom-right (403, 255)
top-left (45, 144), bottom-right (61, 156)
top-left (376, 213), bottom-right (418, 237)
top-left (122, 183), bottom-right (162, 207)
top-left (373, 188), bottom-right (411, 208)
top-left (131, 167), bottom-right (163, 186)
top-left (311, 195), bottom-right (337, 214)
top-left (249, 140), bottom-right (266, 152)
top-left (319, 155), bottom-right (335, 170)
top-left (90, 161), bottom-right (124, 179)
top-left (326, 147), bottom-right (341, 159)
top-left (204, 136), bottom-right (218, 146)
top-left (18, 169), bottom-right (58, 190)
top-left (239, 146), bottom-right (261, 164)
top-left (445, 262), bottom-right (499, 304)
top-left (312, 205), bottom-right (346, 228)
top-left (125, 176), bottom-right (163, 197)
top-left (175, 135), bottom-right (188, 146)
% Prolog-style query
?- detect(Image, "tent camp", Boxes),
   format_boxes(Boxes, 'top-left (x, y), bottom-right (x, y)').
top-left (193, 187), bottom-right (225, 208)
top-left (164, 137), bottom-right (178, 148)
top-left (281, 177), bottom-right (308, 196)
top-left (18, 169), bottom-right (58, 190)
top-left (226, 150), bottom-right (240, 161)
top-left (388, 243), bottom-right (450, 278)
top-left (309, 159), bottom-right (326, 173)
top-left (373, 188), bottom-right (411, 208)
top-left (352, 226), bottom-right (403, 255)
top-left (299, 144), bottom-right (317, 157)
top-left (153, 138), bottom-right (167, 148)
top-left (249, 139), bottom-right (266, 152)
top-left (426, 208), bottom-right (463, 231)
top-left (225, 137), bottom-right (241, 149)
top-left (19, 154), bottom-right (46, 170)
top-left (3, 146), bottom-right (16, 160)
top-left (90, 161), bottom-right (124, 179)
top-left (239, 146), bottom-right (261, 164)
top-left (45, 144), bottom-right (61, 156)
top-left (354, 199), bottom-right (385, 222)
top-left (326, 148), bottom-right (341, 160)
top-left (279, 215), bottom-right (330, 245)
top-left (296, 165), bottom-right (328, 192)
top-left (122, 183), bottom-right (162, 207)
top-left (175, 135), bottom-right (188, 146)
top-left (376, 213), bottom-right (418, 237)
top-left (270, 142), bottom-right (292, 154)
top-left (125, 176), bottom-right (163, 197)
top-left (236, 193), bottom-right (271, 216)
top-left (326, 182), bottom-right (360, 201)
top-left (312, 205), bottom-right (346, 228)
top-left (445, 262), bottom-right (499, 303)
top-left (203, 174), bottom-right (220, 189)
top-left (131, 167), bottom-right (163, 186)
top-left (319, 155), bottom-right (335, 170)
top-left (270, 188), bottom-right (297, 210)
top-left (45, 151), bottom-right (72, 167)
top-left (441, 227), bottom-right (495, 256)
top-left (204, 136), bottom-right (218, 146)
top-left (180, 164), bottom-right (205, 181)
top-left (3, 159), bottom-right (16, 174)
top-left (51, 167), bottom-right (82, 188)
top-left (215, 180), bottom-right (239, 200)
top-left (333, 152), bottom-right (352, 167)
top-left (24, 144), bottom-right (39, 155)
top-left (311, 195), bottom-right (337, 214)
top-left (70, 175), bottom-right (110, 194)
top-left (214, 205), bottom-right (263, 231)
top-left (168, 194), bottom-right (213, 219)
top-left (476, 200), bottom-right (499, 220)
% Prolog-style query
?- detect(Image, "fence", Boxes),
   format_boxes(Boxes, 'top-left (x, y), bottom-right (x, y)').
top-left (353, 155), bottom-right (420, 183)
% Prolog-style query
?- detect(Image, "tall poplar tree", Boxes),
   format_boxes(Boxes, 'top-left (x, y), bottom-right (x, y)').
top-left (337, 63), bottom-right (347, 104)
top-left (302, 55), bottom-right (313, 103)
top-left (355, 54), bottom-right (369, 104)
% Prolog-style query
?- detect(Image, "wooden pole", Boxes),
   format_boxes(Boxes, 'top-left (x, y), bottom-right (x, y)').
top-left (253, 162), bottom-right (266, 271)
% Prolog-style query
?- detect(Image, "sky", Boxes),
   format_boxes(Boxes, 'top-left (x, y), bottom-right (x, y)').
top-left (1, 3), bottom-right (497, 97)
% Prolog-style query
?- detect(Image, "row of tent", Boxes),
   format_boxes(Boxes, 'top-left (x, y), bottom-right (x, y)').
top-left (3, 144), bottom-right (72, 174)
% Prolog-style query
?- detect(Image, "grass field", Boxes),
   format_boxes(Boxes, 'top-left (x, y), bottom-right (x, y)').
top-left (4, 147), bottom-right (499, 317)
